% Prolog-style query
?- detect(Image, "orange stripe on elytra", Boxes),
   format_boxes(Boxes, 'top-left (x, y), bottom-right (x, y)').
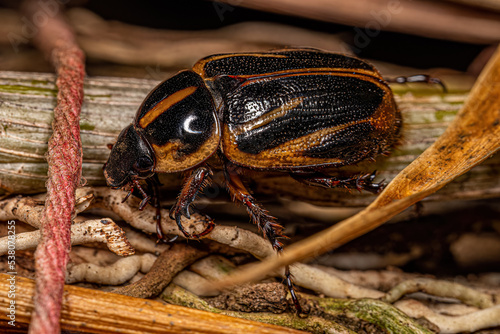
top-left (234, 97), bottom-right (304, 136)
top-left (139, 86), bottom-right (197, 128)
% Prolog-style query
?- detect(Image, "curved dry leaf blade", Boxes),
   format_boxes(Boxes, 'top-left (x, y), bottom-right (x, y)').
top-left (211, 46), bottom-right (500, 291)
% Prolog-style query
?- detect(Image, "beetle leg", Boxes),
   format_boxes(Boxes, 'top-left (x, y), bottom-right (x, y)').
top-left (169, 166), bottom-right (215, 239)
top-left (122, 179), bottom-right (151, 209)
top-left (386, 74), bottom-right (447, 92)
top-left (145, 176), bottom-right (165, 241)
top-left (224, 164), bottom-right (285, 249)
top-left (223, 163), bottom-right (303, 314)
top-left (293, 170), bottom-right (385, 194)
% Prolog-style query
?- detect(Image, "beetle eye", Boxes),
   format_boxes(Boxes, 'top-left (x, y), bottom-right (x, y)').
top-left (133, 156), bottom-right (153, 172)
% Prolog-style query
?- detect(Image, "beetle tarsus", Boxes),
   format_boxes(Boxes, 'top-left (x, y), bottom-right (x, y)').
top-left (387, 74), bottom-right (447, 93)
top-left (358, 171), bottom-right (385, 194)
top-left (121, 179), bottom-right (151, 208)
top-left (167, 235), bottom-right (179, 242)
top-left (294, 171), bottom-right (385, 194)
top-left (174, 212), bottom-right (194, 238)
top-left (193, 216), bottom-right (215, 238)
top-left (121, 189), bottom-right (133, 203)
top-left (170, 167), bottom-right (214, 239)
top-left (173, 210), bottom-right (215, 239)
top-left (138, 197), bottom-right (150, 211)
top-left (285, 265), bottom-right (303, 315)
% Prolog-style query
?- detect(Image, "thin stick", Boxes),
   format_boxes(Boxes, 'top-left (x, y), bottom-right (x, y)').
top-left (21, 1), bottom-right (85, 333)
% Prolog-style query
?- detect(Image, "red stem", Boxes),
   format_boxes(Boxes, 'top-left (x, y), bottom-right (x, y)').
top-left (22, 2), bottom-right (85, 333)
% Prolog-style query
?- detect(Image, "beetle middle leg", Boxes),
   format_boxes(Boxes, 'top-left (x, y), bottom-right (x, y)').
top-left (223, 163), bottom-right (303, 313)
top-left (293, 170), bottom-right (385, 194)
top-left (169, 166), bottom-right (215, 239)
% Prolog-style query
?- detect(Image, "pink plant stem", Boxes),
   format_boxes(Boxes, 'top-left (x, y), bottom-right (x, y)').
top-left (22, 1), bottom-right (85, 333)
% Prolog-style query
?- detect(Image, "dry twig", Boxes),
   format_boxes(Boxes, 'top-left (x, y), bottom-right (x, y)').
top-left (383, 278), bottom-right (498, 309)
top-left (66, 253), bottom-right (156, 285)
top-left (395, 299), bottom-right (500, 333)
top-left (66, 8), bottom-right (347, 69)
top-left (0, 218), bottom-right (134, 256)
top-left (0, 189), bottom-right (93, 229)
top-left (113, 243), bottom-right (207, 298)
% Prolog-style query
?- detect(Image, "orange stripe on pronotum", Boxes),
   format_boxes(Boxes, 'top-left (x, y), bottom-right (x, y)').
top-left (139, 86), bottom-right (198, 128)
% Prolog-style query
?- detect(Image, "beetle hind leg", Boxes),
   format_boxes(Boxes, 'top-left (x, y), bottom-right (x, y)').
top-left (169, 166), bottom-right (215, 239)
top-left (293, 170), bottom-right (385, 194)
top-left (386, 74), bottom-right (447, 92)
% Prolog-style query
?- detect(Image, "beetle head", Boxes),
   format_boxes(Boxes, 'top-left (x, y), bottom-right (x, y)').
top-left (104, 124), bottom-right (155, 188)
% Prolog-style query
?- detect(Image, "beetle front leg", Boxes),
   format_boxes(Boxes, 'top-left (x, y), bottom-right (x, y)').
top-left (169, 166), bottom-right (215, 239)
top-left (293, 170), bottom-right (385, 194)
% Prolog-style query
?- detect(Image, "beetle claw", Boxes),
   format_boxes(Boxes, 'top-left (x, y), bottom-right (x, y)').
top-left (168, 235), bottom-right (179, 242)
top-left (138, 196), bottom-right (150, 211)
top-left (172, 209), bottom-right (214, 239)
top-left (174, 212), bottom-right (193, 238)
top-left (121, 189), bottom-right (133, 203)
top-left (353, 171), bottom-right (385, 194)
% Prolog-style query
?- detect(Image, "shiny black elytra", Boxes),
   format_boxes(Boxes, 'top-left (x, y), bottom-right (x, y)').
top-left (104, 49), bottom-right (411, 313)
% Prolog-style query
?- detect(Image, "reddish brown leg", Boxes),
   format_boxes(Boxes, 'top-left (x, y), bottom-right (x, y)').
top-left (169, 166), bottom-right (215, 239)
top-left (293, 170), bottom-right (385, 194)
top-left (122, 179), bottom-right (151, 209)
top-left (224, 163), bottom-right (303, 314)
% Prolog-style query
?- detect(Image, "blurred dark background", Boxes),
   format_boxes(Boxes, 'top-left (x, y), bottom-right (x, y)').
top-left (76, 0), bottom-right (488, 71)
top-left (0, 0), bottom-right (493, 74)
